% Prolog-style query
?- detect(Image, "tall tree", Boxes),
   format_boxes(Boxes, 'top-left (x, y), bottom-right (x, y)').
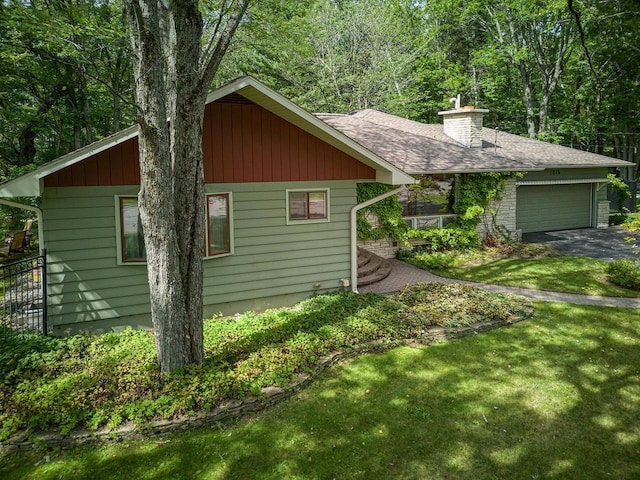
top-left (125, 0), bottom-right (249, 372)
top-left (566, 0), bottom-right (640, 179)
top-left (0, 0), bottom-right (134, 170)
top-left (479, 0), bottom-right (575, 138)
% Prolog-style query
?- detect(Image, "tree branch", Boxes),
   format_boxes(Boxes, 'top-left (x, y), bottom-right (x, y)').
top-left (199, 0), bottom-right (249, 91)
top-left (567, 0), bottom-right (600, 85)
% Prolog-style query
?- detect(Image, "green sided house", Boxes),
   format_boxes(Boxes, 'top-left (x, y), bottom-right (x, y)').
top-left (0, 77), bottom-right (414, 335)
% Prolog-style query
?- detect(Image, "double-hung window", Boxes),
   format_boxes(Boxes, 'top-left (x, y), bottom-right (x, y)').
top-left (286, 189), bottom-right (329, 224)
top-left (116, 193), bottom-right (233, 264)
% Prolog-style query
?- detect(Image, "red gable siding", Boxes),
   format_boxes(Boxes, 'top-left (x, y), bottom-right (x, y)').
top-left (44, 96), bottom-right (376, 187)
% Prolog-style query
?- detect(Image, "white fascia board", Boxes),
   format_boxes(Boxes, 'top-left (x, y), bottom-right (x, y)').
top-left (540, 160), bottom-right (635, 169)
top-left (0, 126), bottom-right (139, 197)
top-left (209, 77), bottom-right (416, 186)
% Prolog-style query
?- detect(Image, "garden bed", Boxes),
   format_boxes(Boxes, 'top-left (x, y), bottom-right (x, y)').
top-left (0, 283), bottom-right (532, 449)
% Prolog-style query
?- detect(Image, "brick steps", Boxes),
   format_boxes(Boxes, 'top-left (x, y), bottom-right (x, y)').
top-left (357, 248), bottom-right (392, 287)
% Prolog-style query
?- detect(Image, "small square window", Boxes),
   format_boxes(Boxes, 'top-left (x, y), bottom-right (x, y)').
top-left (287, 189), bottom-right (329, 224)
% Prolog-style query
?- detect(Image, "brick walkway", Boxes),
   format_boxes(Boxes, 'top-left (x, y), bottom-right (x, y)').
top-left (358, 259), bottom-right (640, 309)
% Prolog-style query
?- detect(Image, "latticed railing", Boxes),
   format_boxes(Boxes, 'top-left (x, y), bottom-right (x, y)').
top-left (1, 252), bottom-right (47, 338)
top-left (403, 214), bottom-right (458, 229)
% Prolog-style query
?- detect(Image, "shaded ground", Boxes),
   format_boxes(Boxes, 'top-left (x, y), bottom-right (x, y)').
top-left (522, 227), bottom-right (638, 261)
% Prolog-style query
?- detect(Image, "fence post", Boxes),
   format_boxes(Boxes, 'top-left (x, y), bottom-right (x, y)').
top-left (41, 249), bottom-right (47, 335)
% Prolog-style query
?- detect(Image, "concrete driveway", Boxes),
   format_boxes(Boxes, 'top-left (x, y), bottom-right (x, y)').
top-left (522, 227), bottom-right (639, 262)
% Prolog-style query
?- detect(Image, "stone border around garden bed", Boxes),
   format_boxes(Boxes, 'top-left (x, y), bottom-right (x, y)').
top-left (1, 302), bottom-right (533, 453)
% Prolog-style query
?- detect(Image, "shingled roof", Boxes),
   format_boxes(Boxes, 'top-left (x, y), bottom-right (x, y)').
top-left (315, 109), bottom-right (633, 174)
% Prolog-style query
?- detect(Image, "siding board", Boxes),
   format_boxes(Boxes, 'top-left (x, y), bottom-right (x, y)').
top-left (42, 180), bottom-right (357, 330)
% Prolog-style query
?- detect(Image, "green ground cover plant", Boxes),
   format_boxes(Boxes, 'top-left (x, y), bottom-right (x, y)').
top-left (606, 259), bottom-right (640, 290)
top-left (2, 302), bottom-right (638, 479)
top-left (402, 226), bottom-right (481, 252)
top-left (0, 285), bottom-right (529, 441)
top-left (607, 217), bottom-right (640, 289)
top-left (403, 244), bottom-right (640, 298)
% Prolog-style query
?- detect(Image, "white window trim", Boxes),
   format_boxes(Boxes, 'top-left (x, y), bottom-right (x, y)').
top-left (286, 188), bottom-right (330, 225)
top-left (205, 192), bottom-right (234, 259)
top-left (115, 193), bottom-right (234, 265)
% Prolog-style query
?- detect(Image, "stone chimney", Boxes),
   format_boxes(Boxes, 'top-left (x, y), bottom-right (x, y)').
top-left (438, 105), bottom-right (489, 148)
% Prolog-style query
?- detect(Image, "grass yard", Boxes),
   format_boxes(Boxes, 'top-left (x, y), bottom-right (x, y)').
top-left (404, 245), bottom-right (640, 298)
top-left (2, 302), bottom-right (639, 479)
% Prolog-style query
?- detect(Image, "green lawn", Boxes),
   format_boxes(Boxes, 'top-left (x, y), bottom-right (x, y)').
top-left (2, 302), bottom-right (639, 479)
top-left (415, 251), bottom-right (640, 298)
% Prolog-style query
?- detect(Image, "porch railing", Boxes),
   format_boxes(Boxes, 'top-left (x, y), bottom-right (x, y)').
top-left (404, 214), bottom-right (458, 229)
top-left (1, 251), bottom-right (47, 339)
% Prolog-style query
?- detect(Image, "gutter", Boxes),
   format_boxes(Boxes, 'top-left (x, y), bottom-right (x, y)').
top-left (0, 199), bottom-right (45, 253)
top-left (350, 185), bottom-right (405, 293)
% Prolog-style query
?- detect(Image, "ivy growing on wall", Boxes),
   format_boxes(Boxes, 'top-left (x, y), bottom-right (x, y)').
top-left (356, 183), bottom-right (408, 240)
top-left (357, 172), bottom-right (521, 243)
top-left (454, 172), bottom-right (522, 235)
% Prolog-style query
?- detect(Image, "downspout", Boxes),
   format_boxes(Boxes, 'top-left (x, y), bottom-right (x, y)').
top-left (350, 185), bottom-right (405, 293)
top-left (0, 199), bottom-right (45, 253)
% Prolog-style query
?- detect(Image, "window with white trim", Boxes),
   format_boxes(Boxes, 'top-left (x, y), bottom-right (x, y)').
top-left (286, 189), bottom-right (329, 224)
top-left (119, 197), bottom-right (146, 263)
top-left (207, 193), bottom-right (232, 256)
top-left (116, 193), bottom-right (233, 264)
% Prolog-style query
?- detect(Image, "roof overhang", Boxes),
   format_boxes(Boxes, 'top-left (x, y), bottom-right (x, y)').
top-left (0, 77), bottom-right (415, 198)
top-left (0, 126), bottom-right (138, 197)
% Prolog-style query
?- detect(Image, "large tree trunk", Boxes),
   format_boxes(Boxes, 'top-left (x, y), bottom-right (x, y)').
top-left (126, 0), bottom-right (248, 372)
top-left (128, 0), bottom-right (191, 372)
top-left (166, 0), bottom-right (207, 366)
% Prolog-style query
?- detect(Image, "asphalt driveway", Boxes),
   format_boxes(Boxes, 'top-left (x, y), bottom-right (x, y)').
top-left (522, 227), bottom-right (639, 262)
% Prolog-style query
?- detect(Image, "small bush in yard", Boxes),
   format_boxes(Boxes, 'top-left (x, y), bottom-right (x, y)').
top-left (606, 259), bottom-right (640, 290)
top-left (0, 287), bottom-right (531, 440)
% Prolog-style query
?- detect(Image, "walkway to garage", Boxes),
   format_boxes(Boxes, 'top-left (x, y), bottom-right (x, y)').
top-left (358, 258), bottom-right (640, 309)
top-left (522, 226), bottom-right (639, 262)
top-left (359, 226), bottom-right (640, 309)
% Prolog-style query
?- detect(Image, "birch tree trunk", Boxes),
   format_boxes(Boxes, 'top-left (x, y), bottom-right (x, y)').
top-left (126, 0), bottom-right (249, 372)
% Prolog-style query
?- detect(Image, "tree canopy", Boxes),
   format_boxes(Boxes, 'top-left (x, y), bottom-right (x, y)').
top-left (2, 0), bottom-right (638, 178)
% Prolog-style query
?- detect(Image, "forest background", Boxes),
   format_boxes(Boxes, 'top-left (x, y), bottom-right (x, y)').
top-left (0, 0), bottom-right (638, 233)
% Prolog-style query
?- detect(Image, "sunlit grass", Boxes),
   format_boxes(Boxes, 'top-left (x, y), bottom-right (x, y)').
top-left (436, 255), bottom-right (640, 298)
top-left (3, 302), bottom-right (640, 479)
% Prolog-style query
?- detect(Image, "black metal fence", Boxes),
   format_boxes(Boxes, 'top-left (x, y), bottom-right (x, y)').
top-left (1, 252), bottom-right (47, 338)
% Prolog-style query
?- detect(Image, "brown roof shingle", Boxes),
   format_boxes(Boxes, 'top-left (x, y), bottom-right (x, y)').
top-left (315, 109), bottom-right (633, 174)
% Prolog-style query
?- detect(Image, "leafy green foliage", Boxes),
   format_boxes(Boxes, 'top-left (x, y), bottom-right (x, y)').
top-left (356, 183), bottom-right (408, 240)
top-left (605, 260), bottom-right (640, 290)
top-left (0, 287), bottom-right (530, 439)
top-left (607, 173), bottom-right (631, 212)
top-left (403, 225), bottom-right (481, 252)
top-left (454, 173), bottom-right (517, 228)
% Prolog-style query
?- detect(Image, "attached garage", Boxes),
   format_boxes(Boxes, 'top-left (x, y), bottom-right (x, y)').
top-left (516, 183), bottom-right (593, 233)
